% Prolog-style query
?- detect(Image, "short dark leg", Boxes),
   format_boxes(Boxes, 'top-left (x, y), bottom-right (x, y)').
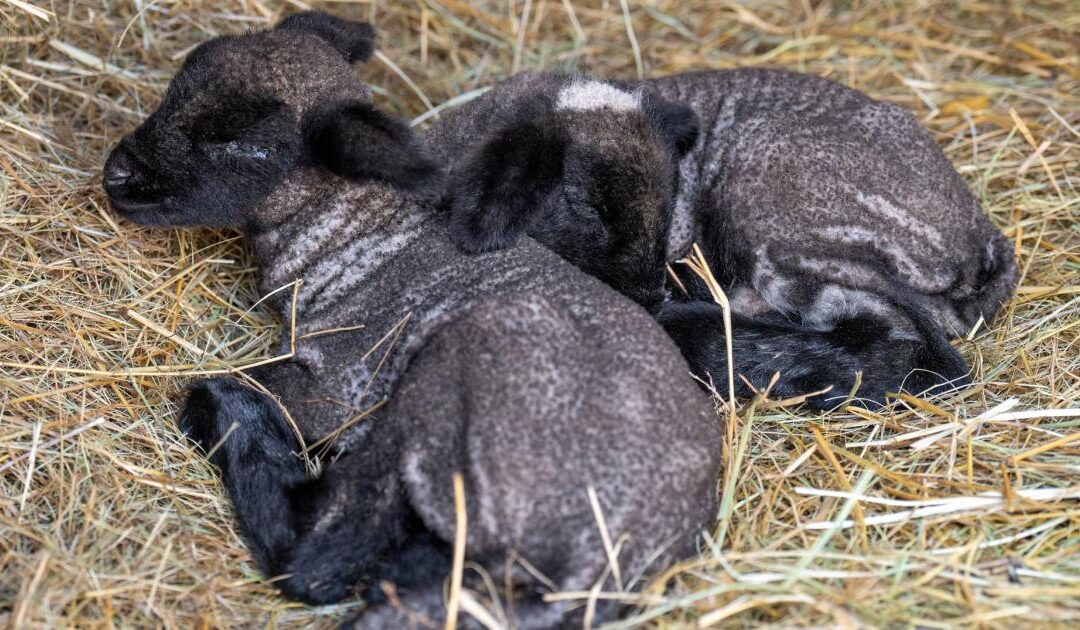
top-left (179, 378), bottom-right (308, 574)
top-left (655, 301), bottom-right (971, 410)
top-left (179, 378), bottom-right (411, 605)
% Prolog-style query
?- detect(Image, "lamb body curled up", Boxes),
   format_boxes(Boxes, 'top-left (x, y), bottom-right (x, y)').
top-left (644, 69), bottom-right (1017, 408)
top-left (649, 69), bottom-right (1016, 334)
top-left (102, 12), bottom-right (720, 628)
top-left (425, 69), bottom-right (1000, 409)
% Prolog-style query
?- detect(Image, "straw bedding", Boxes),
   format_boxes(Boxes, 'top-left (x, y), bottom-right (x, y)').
top-left (1, 1), bottom-right (1078, 627)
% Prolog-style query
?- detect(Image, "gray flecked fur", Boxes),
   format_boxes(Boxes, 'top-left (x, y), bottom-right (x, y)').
top-left (645, 68), bottom-right (1017, 336)
top-left (102, 13), bottom-right (720, 627)
top-left (256, 171), bottom-right (719, 626)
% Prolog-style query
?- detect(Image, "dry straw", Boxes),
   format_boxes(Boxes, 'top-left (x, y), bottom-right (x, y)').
top-left (2, 1), bottom-right (1078, 627)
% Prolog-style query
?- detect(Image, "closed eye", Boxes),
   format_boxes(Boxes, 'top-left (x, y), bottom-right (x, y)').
top-left (219, 141), bottom-right (269, 160)
top-left (560, 184), bottom-right (599, 220)
top-left (194, 100), bottom-right (283, 161)
top-left (568, 182), bottom-right (617, 223)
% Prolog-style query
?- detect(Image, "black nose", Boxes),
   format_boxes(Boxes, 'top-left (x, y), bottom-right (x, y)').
top-left (103, 145), bottom-right (139, 197)
top-left (105, 165), bottom-right (131, 188)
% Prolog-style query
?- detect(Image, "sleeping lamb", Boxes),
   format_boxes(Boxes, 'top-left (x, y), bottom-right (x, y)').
top-left (648, 69), bottom-right (1017, 408)
top-left (424, 72), bottom-right (700, 311)
top-left (102, 12), bottom-right (719, 628)
top-left (429, 69), bottom-right (1014, 409)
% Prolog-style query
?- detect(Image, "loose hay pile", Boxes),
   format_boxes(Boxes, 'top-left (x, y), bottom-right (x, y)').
top-left (1, 1), bottom-right (1078, 627)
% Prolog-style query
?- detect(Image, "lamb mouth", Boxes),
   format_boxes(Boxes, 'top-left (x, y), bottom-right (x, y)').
top-left (106, 194), bottom-right (166, 219)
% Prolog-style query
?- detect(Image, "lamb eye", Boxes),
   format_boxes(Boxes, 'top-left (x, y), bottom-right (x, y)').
top-left (221, 141), bottom-right (269, 160)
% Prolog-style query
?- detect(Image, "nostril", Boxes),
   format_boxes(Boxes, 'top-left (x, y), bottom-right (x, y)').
top-left (103, 146), bottom-right (138, 193)
top-left (104, 167), bottom-right (131, 188)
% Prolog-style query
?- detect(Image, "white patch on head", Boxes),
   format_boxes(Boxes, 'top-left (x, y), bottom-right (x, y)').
top-left (556, 80), bottom-right (641, 112)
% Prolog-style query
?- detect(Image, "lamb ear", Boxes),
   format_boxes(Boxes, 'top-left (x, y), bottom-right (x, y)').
top-left (644, 94), bottom-right (699, 156)
top-left (304, 101), bottom-right (438, 192)
top-left (449, 121), bottom-right (568, 253)
top-left (276, 11), bottom-right (375, 63)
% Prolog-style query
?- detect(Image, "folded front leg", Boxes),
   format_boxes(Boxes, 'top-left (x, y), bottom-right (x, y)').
top-left (179, 378), bottom-right (414, 605)
top-left (180, 378), bottom-right (309, 574)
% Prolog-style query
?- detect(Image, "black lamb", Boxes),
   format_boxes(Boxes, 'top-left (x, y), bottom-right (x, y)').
top-left (646, 69), bottom-right (1017, 408)
top-left (428, 69), bottom-right (1014, 408)
top-left (102, 12), bottom-right (720, 628)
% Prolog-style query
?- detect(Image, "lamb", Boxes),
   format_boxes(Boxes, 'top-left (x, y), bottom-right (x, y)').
top-left (430, 69), bottom-right (1013, 408)
top-left (101, 12), bottom-right (720, 628)
top-left (423, 71), bottom-right (989, 408)
top-left (646, 69), bottom-right (1017, 407)
top-left (422, 72), bottom-right (700, 310)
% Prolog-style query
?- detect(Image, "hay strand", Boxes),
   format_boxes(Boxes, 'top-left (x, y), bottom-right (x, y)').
top-left (3, 1), bottom-right (1079, 627)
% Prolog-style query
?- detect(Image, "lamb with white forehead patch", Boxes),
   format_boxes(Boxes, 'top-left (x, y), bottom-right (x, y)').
top-left (101, 12), bottom-right (719, 628)
top-left (425, 70), bottom-right (984, 409)
top-left (423, 72), bottom-right (700, 311)
top-left (643, 69), bottom-right (1017, 408)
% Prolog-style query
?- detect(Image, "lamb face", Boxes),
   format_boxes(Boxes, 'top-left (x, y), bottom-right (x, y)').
top-left (101, 14), bottom-right (441, 444)
top-left (101, 13), bottom-right (419, 229)
top-left (426, 74), bottom-right (699, 310)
